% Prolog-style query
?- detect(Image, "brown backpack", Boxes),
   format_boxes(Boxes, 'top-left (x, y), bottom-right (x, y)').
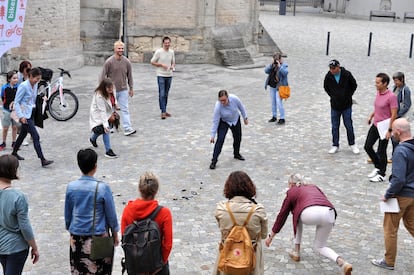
top-left (218, 202), bottom-right (256, 275)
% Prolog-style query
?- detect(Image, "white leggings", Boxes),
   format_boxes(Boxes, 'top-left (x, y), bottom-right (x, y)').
top-left (294, 205), bottom-right (339, 262)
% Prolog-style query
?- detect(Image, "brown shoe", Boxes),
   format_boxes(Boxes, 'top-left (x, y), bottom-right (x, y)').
top-left (367, 158), bottom-right (373, 164)
top-left (288, 250), bottom-right (300, 262)
top-left (387, 159), bottom-right (392, 164)
top-left (161, 113), bottom-right (166, 119)
top-left (165, 112), bottom-right (171, 117)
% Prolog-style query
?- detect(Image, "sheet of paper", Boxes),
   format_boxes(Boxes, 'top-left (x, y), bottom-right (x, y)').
top-left (380, 198), bottom-right (400, 213)
top-left (377, 118), bottom-right (391, 140)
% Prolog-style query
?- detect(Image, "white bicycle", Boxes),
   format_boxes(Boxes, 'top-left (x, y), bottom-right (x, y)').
top-left (37, 67), bottom-right (79, 121)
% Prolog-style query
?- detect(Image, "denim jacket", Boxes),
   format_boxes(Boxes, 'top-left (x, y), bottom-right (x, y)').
top-left (264, 62), bottom-right (289, 90)
top-left (64, 175), bottom-right (119, 236)
top-left (14, 79), bottom-right (37, 119)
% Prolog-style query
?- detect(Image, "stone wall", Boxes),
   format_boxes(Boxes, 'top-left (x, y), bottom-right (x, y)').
top-left (4, 0), bottom-right (83, 72)
top-left (2, 0), bottom-right (260, 71)
top-left (80, 0), bottom-right (121, 65)
top-left (126, 0), bottom-right (259, 65)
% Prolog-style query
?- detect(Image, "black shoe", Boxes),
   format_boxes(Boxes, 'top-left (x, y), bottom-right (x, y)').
top-left (209, 161), bottom-right (217, 169)
top-left (41, 159), bottom-right (54, 167)
top-left (105, 149), bottom-right (118, 159)
top-left (234, 154), bottom-right (245, 161)
top-left (277, 119), bottom-right (285, 125)
top-left (12, 152), bottom-right (24, 160)
top-left (268, 117), bottom-right (277, 122)
top-left (89, 138), bottom-right (98, 148)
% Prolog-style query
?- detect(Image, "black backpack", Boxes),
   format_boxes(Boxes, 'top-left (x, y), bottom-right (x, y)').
top-left (121, 205), bottom-right (163, 275)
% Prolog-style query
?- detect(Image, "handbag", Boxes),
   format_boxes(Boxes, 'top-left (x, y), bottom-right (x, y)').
top-left (279, 85), bottom-right (291, 99)
top-left (108, 111), bottom-right (120, 130)
top-left (90, 181), bottom-right (114, 261)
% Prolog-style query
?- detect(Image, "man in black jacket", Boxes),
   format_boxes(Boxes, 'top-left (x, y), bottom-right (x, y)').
top-left (324, 59), bottom-right (359, 154)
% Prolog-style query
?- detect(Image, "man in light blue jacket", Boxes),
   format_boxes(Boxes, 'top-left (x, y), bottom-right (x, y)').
top-left (11, 67), bottom-right (53, 167)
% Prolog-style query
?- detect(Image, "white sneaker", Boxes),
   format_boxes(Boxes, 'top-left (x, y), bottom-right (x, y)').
top-left (328, 146), bottom-right (338, 154)
top-left (367, 168), bottom-right (379, 178)
top-left (22, 140), bottom-right (29, 146)
top-left (370, 174), bottom-right (385, 182)
top-left (124, 128), bottom-right (137, 136)
top-left (350, 145), bottom-right (360, 154)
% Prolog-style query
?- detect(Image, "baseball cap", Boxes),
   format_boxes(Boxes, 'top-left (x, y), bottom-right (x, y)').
top-left (329, 59), bottom-right (340, 67)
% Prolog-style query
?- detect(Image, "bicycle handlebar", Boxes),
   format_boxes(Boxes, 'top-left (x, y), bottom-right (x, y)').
top-left (58, 68), bottom-right (71, 78)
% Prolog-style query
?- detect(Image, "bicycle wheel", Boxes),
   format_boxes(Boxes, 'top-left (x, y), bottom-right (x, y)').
top-left (48, 89), bottom-right (79, 121)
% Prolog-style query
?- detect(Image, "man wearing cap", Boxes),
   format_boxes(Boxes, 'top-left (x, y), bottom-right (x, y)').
top-left (324, 59), bottom-right (358, 154)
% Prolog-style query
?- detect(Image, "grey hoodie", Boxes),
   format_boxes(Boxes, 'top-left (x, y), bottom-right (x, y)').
top-left (385, 139), bottom-right (414, 199)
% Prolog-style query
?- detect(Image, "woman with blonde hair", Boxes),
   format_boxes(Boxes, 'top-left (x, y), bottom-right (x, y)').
top-left (121, 172), bottom-right (173, 274)
top-left (265, 174), bottom-right (353, 275)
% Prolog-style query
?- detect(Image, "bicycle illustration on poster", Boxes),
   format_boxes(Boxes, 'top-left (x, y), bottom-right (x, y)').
top-left (0, 0), bottom-right (27, 57)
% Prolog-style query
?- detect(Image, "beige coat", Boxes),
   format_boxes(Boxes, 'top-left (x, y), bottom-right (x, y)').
top-left (89, 91), bottom-right (113, 130)
top-left (213, 196), bottom-right (268, 275)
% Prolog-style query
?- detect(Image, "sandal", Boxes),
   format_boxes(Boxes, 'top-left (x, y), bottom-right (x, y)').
top-left (288, 250), bottom-right (300, 262)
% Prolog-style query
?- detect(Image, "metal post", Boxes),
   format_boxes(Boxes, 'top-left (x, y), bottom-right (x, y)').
top-left (122, 0), bottom-right (128, 57)
top-left (326, 32), bottom-right (330, 56)
top-left (368, 32), bottom-right (372, 56)
top-left (293, 0), bottom-right (296, 16)
top-left (410, 34), bottom-right (414, 58)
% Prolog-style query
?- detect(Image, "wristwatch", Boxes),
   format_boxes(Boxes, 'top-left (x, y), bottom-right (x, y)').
top-left (388, 128), bottom-right (392, 133)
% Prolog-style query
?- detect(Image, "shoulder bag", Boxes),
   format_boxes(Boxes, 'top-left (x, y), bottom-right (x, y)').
top-left (90, 181), bottom-right (114, 260)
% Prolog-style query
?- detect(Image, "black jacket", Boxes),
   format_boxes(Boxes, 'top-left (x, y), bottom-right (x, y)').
top-left (324, 67), bottom-right (357, 111)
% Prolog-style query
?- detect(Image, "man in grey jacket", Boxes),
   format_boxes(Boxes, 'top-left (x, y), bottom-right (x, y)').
top-left (371, 118), bottom-right (414, 270)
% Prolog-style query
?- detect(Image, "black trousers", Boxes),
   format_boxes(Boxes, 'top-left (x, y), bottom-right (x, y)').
top-left (212, 118), bottom-right (242, 162)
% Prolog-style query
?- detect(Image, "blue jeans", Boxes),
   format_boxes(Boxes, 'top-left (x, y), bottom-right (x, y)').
top-left (116, 90), bottom-right (132, 131)
top-left (12, 113), bottom-right (44, 159)
top-left (0, 248), bottom-right (29, 275)
top-left (91, 129), bottom-right (111, 152)
top-left (269, 87), bottom-right (285, 119)
top-left (330, 107), bottom-right (355, 147)
top-left (364, 125), bottom-right (389, 176)
top-left (212, 118), bottom-right (242, 162)
top-left (157, 76), bottom-right (172, 113)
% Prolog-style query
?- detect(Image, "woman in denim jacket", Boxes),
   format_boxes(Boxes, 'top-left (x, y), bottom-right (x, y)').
top-left (264, 53), bottom-right (289, 125)
top-left (64, 149), bottom-right (119, 274)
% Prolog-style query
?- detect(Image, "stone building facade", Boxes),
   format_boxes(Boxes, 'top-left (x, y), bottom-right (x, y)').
top-left (2, 0), bottom-right (261, 72)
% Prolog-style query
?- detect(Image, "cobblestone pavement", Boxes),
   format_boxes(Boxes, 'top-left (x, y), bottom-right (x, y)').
top-left (2, 11), bottom-right (414, 275)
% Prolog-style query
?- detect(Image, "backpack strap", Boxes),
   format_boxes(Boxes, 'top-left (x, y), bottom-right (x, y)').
top-left (148, 205), bottom-right (163, 220)
top-left (226, 201), bottom-right (256, 227)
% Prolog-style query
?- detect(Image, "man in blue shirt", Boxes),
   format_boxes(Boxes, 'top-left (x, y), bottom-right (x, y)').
top-left (209, 90), bottom-right (248, 169)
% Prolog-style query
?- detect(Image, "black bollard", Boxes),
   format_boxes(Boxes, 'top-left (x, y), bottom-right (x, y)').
top-left (326, 32), bottom-right (330, 56)
top-left (368, 32), bottom-right (372, 56)
top-left (410, 34), bottom-right (414, 58)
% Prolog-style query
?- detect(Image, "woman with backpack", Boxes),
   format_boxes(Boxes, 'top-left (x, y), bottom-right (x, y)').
top-left (213, 171), bottom-right (268, 275)
top-left (265, 174), bottom-right (353, 275)
top-left (121, 171), bottom-right (173, 275)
